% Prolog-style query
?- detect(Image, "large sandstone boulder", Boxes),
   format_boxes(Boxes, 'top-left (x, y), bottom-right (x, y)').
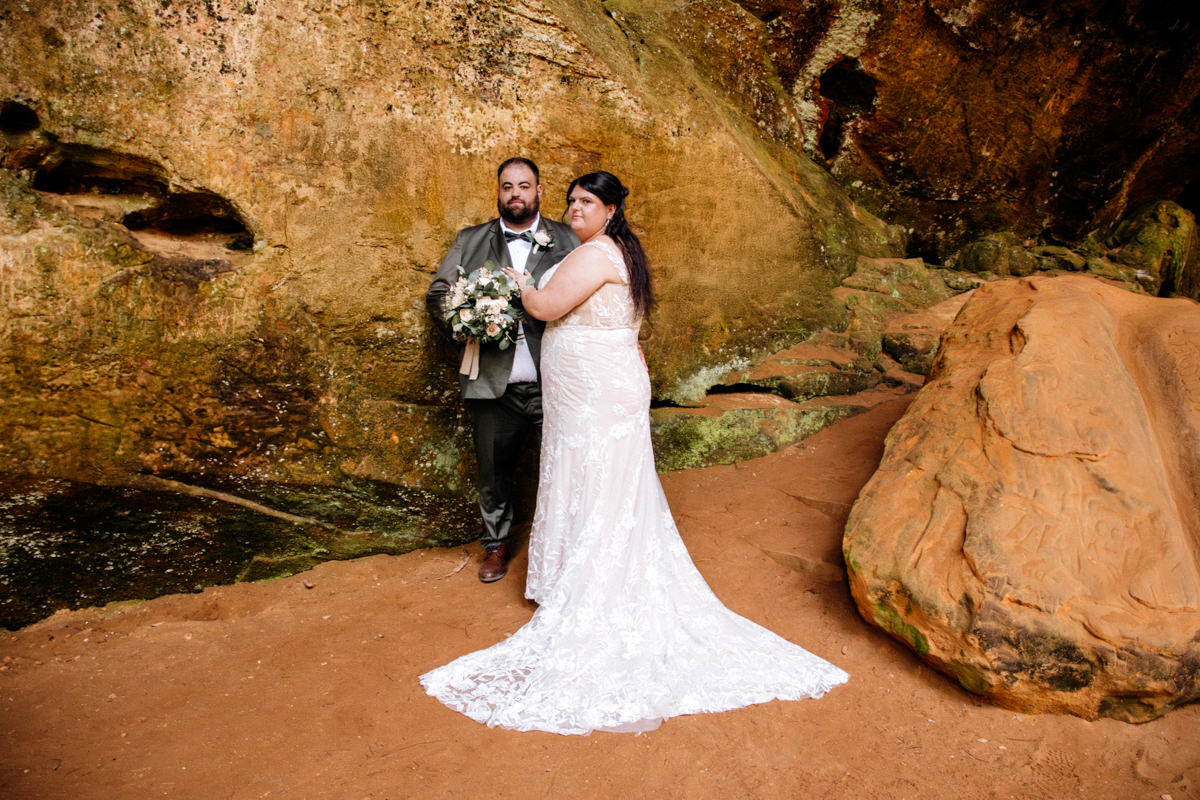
top-left (844, 275), bottom-right (1200, 721)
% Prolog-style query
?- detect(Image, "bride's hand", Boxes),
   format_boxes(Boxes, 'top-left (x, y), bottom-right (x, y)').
top-left (503, 267), bottom-right (533, 291)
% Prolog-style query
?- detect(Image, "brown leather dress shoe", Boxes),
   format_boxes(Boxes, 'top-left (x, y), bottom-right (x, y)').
top-left (478, 543), bottom-right (508, 583)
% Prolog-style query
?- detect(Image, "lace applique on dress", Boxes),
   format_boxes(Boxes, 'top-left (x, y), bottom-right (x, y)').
top-left (421, 237), bottom-right (848, 734)
top-left (539, 239), bottom-right (637, 330)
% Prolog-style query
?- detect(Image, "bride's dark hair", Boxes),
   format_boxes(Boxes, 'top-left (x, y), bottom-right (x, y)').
top-left (566, 171), bottom-right (654, 319)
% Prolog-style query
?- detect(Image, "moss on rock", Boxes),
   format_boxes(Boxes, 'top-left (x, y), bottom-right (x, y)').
top-left (650, 403), bottom-right (859, 472)
top-left (872, 601), bottom-right (931, 657)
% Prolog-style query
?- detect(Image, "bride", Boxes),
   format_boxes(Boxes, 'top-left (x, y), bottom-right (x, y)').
top-left (420, 171), bottom-right (848, 734)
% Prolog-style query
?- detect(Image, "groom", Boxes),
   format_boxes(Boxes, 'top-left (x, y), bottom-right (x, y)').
top-left (426, 158), bottom-right (579, 582)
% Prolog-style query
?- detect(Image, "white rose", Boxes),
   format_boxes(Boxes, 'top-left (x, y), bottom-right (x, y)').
top-left (533, 229), bottom-right (552, 248)
top-left (485, 322), bottom-right (501, 338)
top-left (458, 308), bottom-right (474, 322)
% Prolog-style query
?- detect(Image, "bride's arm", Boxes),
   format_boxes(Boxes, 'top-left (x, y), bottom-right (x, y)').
top-left (508, 247), bottom-right (621, 322)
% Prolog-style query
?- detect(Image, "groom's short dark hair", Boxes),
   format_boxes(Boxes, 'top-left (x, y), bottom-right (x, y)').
top-left (497, 157), bottom-right (540, 184)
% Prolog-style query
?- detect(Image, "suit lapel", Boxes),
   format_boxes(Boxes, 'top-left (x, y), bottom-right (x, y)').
top-left (488, 220), bottom-right (513, 270)
top-left (525, 220), bottom-right (556, 279)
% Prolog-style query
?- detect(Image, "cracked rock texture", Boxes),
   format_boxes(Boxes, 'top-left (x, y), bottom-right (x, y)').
top-left (843, 274), bottom-right (1200, 721)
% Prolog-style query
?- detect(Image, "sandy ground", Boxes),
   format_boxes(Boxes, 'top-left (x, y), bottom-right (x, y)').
top-left (2, 392), bottom-right (1197, 799)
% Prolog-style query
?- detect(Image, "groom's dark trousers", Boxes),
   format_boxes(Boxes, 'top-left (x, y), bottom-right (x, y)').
top-left (466, 381), bottom-right (542, 550)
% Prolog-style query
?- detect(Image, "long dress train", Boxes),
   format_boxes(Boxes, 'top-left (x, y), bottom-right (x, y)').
top-left (420, 240), bottom-right (848, 734)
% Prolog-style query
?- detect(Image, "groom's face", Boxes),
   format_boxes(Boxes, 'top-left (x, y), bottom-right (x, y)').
top-left (496, 163), bottom-right (542, 227)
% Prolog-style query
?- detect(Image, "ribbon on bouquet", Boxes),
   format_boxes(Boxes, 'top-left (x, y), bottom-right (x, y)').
top-left (459, 339), bottom-right (481, 380)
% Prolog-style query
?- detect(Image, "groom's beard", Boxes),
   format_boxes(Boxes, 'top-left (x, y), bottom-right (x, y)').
top-left (498, 196), bottom-right (540, 226)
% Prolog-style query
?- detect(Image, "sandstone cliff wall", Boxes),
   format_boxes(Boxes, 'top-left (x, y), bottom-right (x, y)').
top-left (0, 0), bottom-right (899, 496)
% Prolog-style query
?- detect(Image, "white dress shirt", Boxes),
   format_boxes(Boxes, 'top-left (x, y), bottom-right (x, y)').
top-left (500, 216), bottom-right (540, 383)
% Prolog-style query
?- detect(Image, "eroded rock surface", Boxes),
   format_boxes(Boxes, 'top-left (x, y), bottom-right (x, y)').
top-left (649, 254), bottom-right (974, 472)
top-left (844, 274), bottom-right (1200, 721)
top-left (0, 0), bottom-right (899, 491)
top-left (742, 0), bottom-right (1200, 254)
top-left (949, 201), bottom-right (1200, 301)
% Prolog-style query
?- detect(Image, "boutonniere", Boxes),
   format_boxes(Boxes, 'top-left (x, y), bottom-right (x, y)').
top-left (532, 229), bottom-right (553, 250)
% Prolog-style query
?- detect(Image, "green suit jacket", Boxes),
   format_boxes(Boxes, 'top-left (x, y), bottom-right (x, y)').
top-left (426, 217), bottom-right (579, 399)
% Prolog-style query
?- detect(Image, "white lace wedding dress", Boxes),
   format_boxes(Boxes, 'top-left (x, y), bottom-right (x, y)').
top-left (420, 240), bottom-right (848, 734)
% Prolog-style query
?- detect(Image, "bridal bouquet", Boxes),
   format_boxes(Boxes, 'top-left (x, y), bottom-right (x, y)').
top-left (442, 261), bottom-right (527, 378)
